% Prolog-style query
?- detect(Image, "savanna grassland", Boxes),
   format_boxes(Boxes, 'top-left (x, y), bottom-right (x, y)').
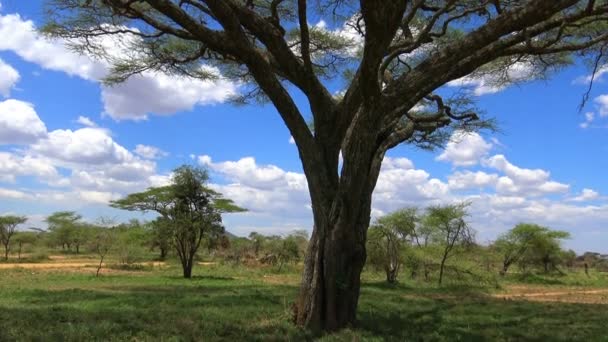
top-left (1, 254), bottom-right (607, 342)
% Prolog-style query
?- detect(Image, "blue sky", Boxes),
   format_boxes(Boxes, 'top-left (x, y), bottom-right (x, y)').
top-left (0, 1), bottom-right (607, 253)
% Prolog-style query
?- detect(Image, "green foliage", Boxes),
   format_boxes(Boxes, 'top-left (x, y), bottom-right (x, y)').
top-left (0, 215), bottom-right (28, 259)
top-left (367, 208), bottom-right (418, 283)
top-left (114, 220), bottom-right (150, 265)
top-left (111, 165), bottom-right (246, 278)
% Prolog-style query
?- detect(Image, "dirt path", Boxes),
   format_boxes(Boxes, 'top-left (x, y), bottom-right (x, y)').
top-left (0, 261), bottom-right (216, 270)
top-left (492, 286), bottom-right (608, 304)
top-left (494, 289), bottom-right (608, 298)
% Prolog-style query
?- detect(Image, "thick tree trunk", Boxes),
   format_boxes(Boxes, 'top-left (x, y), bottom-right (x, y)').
top-left (3, 244), bottom-right (8, 261)
top-left (295, 215), bottom-right (368, 332)
top-left (160, 247), bottom-right (167, 260)
top-left (294, 177), bottom-right (376, 332)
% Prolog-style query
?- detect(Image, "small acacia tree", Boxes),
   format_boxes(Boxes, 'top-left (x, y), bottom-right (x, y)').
top-left (44, 0), bottom-right (608, 331)
top-left (367, 208), bottom-right (417, 283)
top-left (525, 228), bottom-right (571, 273)
top-left (0, 215), bottom-right (27, 260)
top-left (45, 211), bottom-right (82, 252)
top-left (494, 223), bottom-right (546, 276)
top-left (424, 203), bottom-right (474, 285)
top-left (12, 231), bottom-right (39, 260)
top-left (111, 165), bottom-right (245, 278)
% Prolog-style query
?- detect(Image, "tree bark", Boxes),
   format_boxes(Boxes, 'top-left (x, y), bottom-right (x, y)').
top-left (500, 262), bottom-right (511, 276)
top-left (294, 210), bottom-right (369, 332)
top-left (438, 251), bottom-right (449, 286)
top-left (3, 243), bottom-right (8, 261)
top-left (182, 255), bottom-right (194, 279)
top-left (294, 157), bottom-right (380, 331)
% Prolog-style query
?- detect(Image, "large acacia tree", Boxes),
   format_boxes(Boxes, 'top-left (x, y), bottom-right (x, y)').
top-left (44, 0), bottom-right (608, 331)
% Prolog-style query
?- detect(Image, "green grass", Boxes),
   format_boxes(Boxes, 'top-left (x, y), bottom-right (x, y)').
top-left (0, 264), bottom-right (607, 341)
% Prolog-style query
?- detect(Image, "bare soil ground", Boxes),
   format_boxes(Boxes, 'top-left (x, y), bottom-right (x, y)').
top-left (0, 257), bottom-right (215, 270)
top-left (493, 285), bottom-right (608, 304)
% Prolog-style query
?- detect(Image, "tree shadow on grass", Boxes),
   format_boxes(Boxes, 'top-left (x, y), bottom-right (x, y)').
top-left (352, 282), bottom-right (608, 341)
top-left (0, 283), bottom-right (308, 341)
top-left (2, 281), bottom-right (608, 341)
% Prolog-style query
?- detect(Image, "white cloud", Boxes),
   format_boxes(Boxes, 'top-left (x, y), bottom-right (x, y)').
top-left (31, 127), bottom-right (132, 165)
top-left (574, 65), bottom-right (608, 84)
top-left (0, 99), bottom-right (47, 144)
top-left (289, 136), bottom-right (295, 144)
top-left (484, 155), bottom-right (569, 196)
top-left (448, 61), bottom-right (534, 95)
top-left (101, 71), bottom-right (236, 120)
top-left (134, 144), bottom-right (168, 160)
top-left (0, 187), bottom-right (28, 199)
top-left (448, 171), bottom-right (499, 190)
top-left (76, 116), bottom-right (97, 127)
top-left (0, 12), bottom-right (237, 121)
top-left (0, 13), bottom-right (105, 80)
top-left (0, 152), bottom-right (63, 185)
top-left (580, 112), bottom-right (594, 129)
top-left (436, 131), bottom-right (492, 166)
top-left (0, 58), bottom-right (19, 97)
top-left (570, 188), bottom-right (600, 202)
top-left (595, 94), bottom-right (608, 117)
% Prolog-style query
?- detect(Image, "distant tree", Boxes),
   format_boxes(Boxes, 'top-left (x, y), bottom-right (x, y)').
top-left (90, 226), bottom-right (115, 277)
top-left (424, 203), bottom-right (474, 285)
top-left (272, 232), bottom-right (307, 272)
top-left (0, 215), bottom-right (27, 260)
top-left (367, 208), bottom-right (418, 283)
top-left (114, 219), bottom-right (150, 265)
top-left (561, 249), bottom-right (578, 269)
top-left (111, 165), bottom-right (246, 278)
top-left (45, 211), bottom-right (82, 251)
top-left (12, 231), bottom-right (38, 260)
top-left (494, 223), bottom-right (546, 276)
top-left (248, 232), bottom-right (265, 257)
top-left (524, 229), bottom-right (570, 273)
top-left (150, 217), bottom-right (172, 260)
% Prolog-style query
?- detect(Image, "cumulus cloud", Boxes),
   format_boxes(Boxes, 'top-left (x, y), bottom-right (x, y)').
top-left (76, 116), bottom-right (97, 127)
top-left (31, 127), bottom-right (132, 165)
top-left (134, 144), bottom-right (168, 160)
top-left (436, 131), bottom-right (492, 167)
top-left (101, 71), bottom-right (236, 120)
top-left (570, 188), bottom-right (600, 202)
top-left (447, 61), bottom-right (534, 95)
top-left (0, 187), bottom-right (29, 200)
top-left (596, 94), bottom-right (608, 117)
top-left (0, 152), bottom-right (63, 185)
top-left (484, 155), bottom-right (569, 196)
top-left (448, 171), bottom-right (499, 190)
top-left (0, 12), bottom-right (236, 121)
top-left (0, 99), bottom-right (47, 144)
top-left (0, 58), bottom-right (19, 97)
